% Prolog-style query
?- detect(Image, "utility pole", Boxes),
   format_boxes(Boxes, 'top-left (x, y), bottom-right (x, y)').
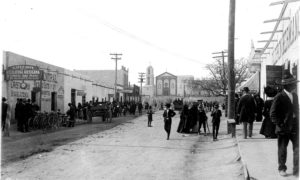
top-left (212, 50), bottom-right (228, 95)
top-left (138, 72), bottom-right (145, 101)
top-left (227, 0), bottom-right (236, 137)
top-left (110, 53), bottom-right (122, 101)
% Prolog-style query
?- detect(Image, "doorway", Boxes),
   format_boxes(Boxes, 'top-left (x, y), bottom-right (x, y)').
top-left (51, 92), bottom-right (57, 111)
top-left (71, 89), bottom-right (76, 106)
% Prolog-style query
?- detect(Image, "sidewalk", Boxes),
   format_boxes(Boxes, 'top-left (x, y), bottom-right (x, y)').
top-left (236, 122), bottom-right (297, 180)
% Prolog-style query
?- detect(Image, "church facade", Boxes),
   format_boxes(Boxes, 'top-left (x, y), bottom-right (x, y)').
top-left (156, 72), bottom-right (177, 96)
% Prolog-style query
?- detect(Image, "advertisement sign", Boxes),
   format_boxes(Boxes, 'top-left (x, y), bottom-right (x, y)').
top-left (77, 90), bottom-right (86, 96)
top-left (5, 65), bottom-right (42, 80)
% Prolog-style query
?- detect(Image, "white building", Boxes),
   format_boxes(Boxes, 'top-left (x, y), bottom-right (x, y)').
top-left (2, 51), bottom-right (115, 122)
top-left (249, 2), bottom-right (300, 99)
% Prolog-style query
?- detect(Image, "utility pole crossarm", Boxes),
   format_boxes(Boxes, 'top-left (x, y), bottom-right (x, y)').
top-left (110, 53), bottom-right (122, 101)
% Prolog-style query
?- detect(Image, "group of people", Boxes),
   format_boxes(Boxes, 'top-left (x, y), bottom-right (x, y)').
top-left (14, 98), bottom-right (39, 132)
top-left (236, 70), bottom-right (298, 177)
top-left (158, 101), bottom-right (222, 141)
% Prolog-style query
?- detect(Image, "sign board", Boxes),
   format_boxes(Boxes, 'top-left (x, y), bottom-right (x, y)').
top-left (266, 65), bottom-right (283, 85)
top-left (5, 65), bottom-right (42, 80)
top-left (77, 90), bottom-right (86, 96)
top-left (119, 89), bottom-right (133, 93)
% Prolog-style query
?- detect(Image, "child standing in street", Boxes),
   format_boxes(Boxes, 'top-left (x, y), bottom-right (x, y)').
top-left (147, 106), bottom-right (154, 127)
top-left (211, 104), bottom-right (222, 141)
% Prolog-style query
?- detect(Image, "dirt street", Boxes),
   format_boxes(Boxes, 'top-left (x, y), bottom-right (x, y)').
top-left (2, 111), bottom-right (244, 180)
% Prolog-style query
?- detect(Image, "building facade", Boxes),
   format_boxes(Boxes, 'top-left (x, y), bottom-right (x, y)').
top-left (2, 51), bottom-right (115, 122)
top-left (75, 66), bottom-right (129, 102)
top-left (146, 65), bottom-right (154, 86)
top-left (156, 72), bottom-right (177, 96)
top-left (177, 75), bottom-right (194, 97)
top-left (249, 2), bottom-right (300, 99)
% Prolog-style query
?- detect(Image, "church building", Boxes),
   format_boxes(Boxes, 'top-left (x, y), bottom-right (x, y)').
top-left (156, 72), bottom-right (177, 96)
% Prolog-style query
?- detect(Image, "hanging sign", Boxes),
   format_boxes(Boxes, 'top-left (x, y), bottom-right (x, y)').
top-left (5, 65), bottom-right (42, 80)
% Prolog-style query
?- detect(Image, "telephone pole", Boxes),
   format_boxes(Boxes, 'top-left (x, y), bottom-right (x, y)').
top-left (212, 50), bottom-right (228, 95)
top-left (227, 0), bottom-right (236, 137)
top-left (138, 72), bottom-right (145, 99)
top-left (110, 53), bottom-right (122, 101)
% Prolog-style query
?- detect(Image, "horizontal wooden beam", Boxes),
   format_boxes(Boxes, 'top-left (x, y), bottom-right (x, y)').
top-left (212, 56), bottom-right (228, 58)
top-left (260, 30), bottom-right (283, 34)
top-left (258, 40), bottom-right (278, 43)
top-left (264, 17), bottom-right (290, 23)
top-left (270, 0), bottom-right (300, 6)
top-left (257, 47), bottom-right (274, 50)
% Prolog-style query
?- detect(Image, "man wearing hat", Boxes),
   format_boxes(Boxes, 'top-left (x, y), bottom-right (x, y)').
top-left (270, 70), bottom-right (299, 177)
top-left (237, 87), bottom-right (256, 139)
top-left (211, 104), bottom-right (222, 141)
top-left (163, 103), bottom-right (176, 140)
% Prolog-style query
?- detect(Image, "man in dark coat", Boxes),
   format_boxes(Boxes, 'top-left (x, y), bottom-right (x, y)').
top-left (197, 104), bottom-right (207, 135)
top-left (270, 70), bottom-right (299, 177)
top-left (163, 103), bottom-right (176, 140)
top-left (23, 99), bottom-right (33, 132)
top-left (254, 94), bottom-right (264, 122)
top-left (237, 87), bottom-right (256, 139)
top-left (67, 103), bottom-right (76, 127)
top-left (15, 98), bottom-right (22, 132)
top-left (2, 97), bottom-right (9, 132)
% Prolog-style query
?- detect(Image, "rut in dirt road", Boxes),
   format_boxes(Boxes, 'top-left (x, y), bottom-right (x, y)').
top-left (2, 110), bottom-right (244, 180)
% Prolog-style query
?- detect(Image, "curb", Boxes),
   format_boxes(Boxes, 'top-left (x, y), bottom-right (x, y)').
top-left (235, 137), bottom-right (251, 180)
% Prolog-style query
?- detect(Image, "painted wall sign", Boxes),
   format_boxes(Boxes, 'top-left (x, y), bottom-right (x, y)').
top-left (10, 81), bottom-right (30, 90)
top-left (11, 90), bottom-right (29, 98)
top-left (34, 81), bottom-right (56, 91)
top-left (77, 90), bottom-right (86, 96)
top-left (272, 8), bottom-right (300, 64)
top-left (43, 72), bottom-right (57, 82)
top-left (5, 65), bottom-right (42, 80)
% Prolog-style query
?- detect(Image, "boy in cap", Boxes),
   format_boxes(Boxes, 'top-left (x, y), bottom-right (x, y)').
top-left (211, 104), bottom-right (222, 141)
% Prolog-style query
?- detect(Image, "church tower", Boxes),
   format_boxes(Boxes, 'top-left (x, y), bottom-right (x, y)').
top-left (146, 65), bottom-right (154, 86)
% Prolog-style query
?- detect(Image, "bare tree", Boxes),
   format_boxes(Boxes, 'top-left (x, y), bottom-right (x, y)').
top-left (189, 58), bottom-right (250, 96)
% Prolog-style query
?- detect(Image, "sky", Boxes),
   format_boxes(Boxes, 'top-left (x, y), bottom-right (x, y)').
top-left (0, 0), bottom-right (282, 85)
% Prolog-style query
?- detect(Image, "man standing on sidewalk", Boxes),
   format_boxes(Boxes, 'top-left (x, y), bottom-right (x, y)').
top-left (237, 87), bottom-right (256, 139)
top-left (270, 70), bottom-right (299, 177)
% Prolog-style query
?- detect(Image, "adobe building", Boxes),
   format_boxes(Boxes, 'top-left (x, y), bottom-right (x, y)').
top-left (2, 51), bottom-right (115, 122)
top-left (74, 66), bottom-right (130, 102)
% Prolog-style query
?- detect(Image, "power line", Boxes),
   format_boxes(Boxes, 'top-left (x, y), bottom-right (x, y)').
top-left (80, 11), bottom-right (207, 66)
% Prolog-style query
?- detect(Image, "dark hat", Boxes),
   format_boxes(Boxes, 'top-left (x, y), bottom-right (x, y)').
top-left (165, 103), bottom-right (171, 108)
top-left (279, 70), bottom-right (299, 85)
top-left (264, 86), bottom-right (277, 97)
top-left (243, 87), bottom-right (250, 92)
top-left (2, 97), bottom-right (6, 101)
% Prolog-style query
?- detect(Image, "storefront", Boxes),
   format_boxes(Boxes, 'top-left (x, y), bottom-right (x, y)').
top-left (2, 51), bottom-right (115, 123)
top-left (250, 3), bottom-right (300, 99)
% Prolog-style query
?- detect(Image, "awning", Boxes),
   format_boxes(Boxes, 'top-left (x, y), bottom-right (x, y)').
top-left (237, 71), bottom-right (259, 92)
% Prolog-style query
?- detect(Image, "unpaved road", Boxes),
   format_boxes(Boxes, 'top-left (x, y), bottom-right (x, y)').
top-left (2, 111), bottom-right (244, 180)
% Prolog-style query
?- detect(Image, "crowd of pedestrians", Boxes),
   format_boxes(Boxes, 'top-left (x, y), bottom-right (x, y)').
top-left (234, 70), bottom-right (299, 177)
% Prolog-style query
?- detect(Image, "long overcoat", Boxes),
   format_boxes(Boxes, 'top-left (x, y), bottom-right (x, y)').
top-left (237, 94), bottom-right (256, 123)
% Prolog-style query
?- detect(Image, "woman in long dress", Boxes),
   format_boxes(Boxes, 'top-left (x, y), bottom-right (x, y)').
top-left (177, 104), bottom-right (189, 133)
top-left (260, 86), bottom-right (277, 138)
